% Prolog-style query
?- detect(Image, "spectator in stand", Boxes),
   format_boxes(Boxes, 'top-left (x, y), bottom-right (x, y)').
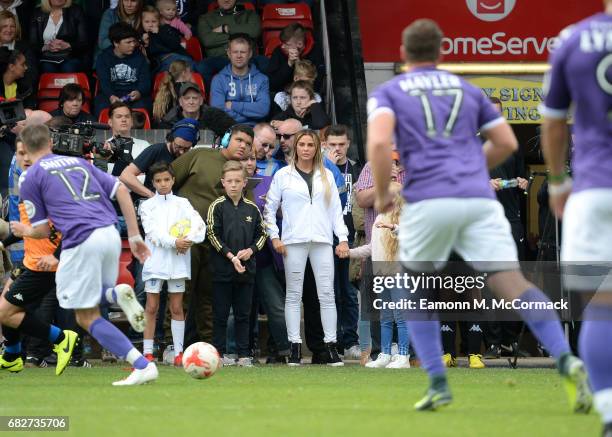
top-left (196, 0), bottom-right (261, 91)
top-left (272, 118), bottom-right (301, 164)
top-left (29, 0), bottom-right (88, 73)
top-left (94, 22), bottom-right (151, 117)
top-left (323, 125), bottom-right (361, 359)
top-left (207, 159), bottom-right (266, 367)
top-left (267, 23), bottom-right (324, 94)
top-left (96, 0), bottom-right (143, 64)
top-left (152, 59), bottom-right (194, 123)
top-left (0, 11), bottom-right (38, 85)
top-left (253, 122), bottom-right (281, 177)
top-left (264, 130), bottom-right (349, 366)
top-left (0, 1), bottom-right (33, 41)
top-left (271, 81), bottom-right (330, 130)
top-left (6, 134), bottom-right (28, 266)
top-left (49, 83), bottom-right (94, 124)
top-left (171, 124), bottom-right (252, 345)
top-left (0, 48), bottom-right (34, 108)
top-left (210, 34), bottom-right (269, 126)
top-left (156, 0), bottom-right (191, 40)
top-left (141, 5), bottom-right (194, 73)
top-left (120, 118), bottom-right (197, 199)
top-left (157, 81), bottom-right (236, 137)
top-left (239, 147), bottom-right (256, 177)
top-left (272, 59), bottom-right (321, 116)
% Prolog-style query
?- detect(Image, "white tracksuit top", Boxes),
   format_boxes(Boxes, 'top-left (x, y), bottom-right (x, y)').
top-left (264, 165), bottom-right (348, 245)
top-left (139, 192), bottom-right (206, 281)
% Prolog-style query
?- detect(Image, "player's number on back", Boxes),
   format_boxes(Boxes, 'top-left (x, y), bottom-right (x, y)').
top-left (50, 166), bottom-right (100, 201)
top-left (596, 54), bottom-right (612, 95)
top-left (410, 88), bottom-right (464, 138)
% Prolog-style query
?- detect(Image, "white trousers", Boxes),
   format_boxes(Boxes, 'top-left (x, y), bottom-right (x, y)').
top-left (284, 242), bottom-right (337, 343)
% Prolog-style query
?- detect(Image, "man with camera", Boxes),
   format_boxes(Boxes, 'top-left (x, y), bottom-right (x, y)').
top-left (119, 119), bottom-right (199, 200)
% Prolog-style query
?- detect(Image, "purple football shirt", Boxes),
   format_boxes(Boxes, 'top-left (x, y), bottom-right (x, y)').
top-left (19, 154), bottom-right (119, 249)
top-left (368, 65), bottom-right (504, 203)
top-left (540, 13), bottom-right (612, 192)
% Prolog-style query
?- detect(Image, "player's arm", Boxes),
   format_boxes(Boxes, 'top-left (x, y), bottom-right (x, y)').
top-left (10, 221), bottom-right (50, 239)
top-left (482, 121), bottom-right (518, 170)
top-left (119, 163), bottom-right (154, 198)
top-left (115, 184), bottom-right (150, 263)
top-left (367, 111), bottom-right (395, 212)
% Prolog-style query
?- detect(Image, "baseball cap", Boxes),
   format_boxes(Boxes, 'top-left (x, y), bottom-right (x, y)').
top-left (179, 82), bottom-right (203, 96)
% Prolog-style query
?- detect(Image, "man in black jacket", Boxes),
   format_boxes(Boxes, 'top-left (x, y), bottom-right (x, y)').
top-left (207, 160), bottom-right (267, 367)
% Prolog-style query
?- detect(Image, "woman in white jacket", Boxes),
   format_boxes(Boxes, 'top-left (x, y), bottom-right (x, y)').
top-left (264, 130), bottom-right (349, 366)
top-left (139, 162), bottom-right (206, 366)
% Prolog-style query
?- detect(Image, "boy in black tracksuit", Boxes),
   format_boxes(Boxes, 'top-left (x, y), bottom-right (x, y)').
top-left (207, 161), bottom-right (266, 366)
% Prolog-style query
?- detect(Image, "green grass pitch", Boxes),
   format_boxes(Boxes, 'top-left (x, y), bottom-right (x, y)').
top-left (0, 365), bottom-right (600, 436)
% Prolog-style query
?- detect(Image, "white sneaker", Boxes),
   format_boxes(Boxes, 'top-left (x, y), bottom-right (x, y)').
top-left (386, 354), bottom-right (411, 369)
top-left (222, 355), bottom-right (236, 366)
top-left (365, 353), bottom-right (392, 368)
top-left (237, 357), bottom-right (254, 367)
top-left (112, 362), bottom-right (158, 386)
top-left (343, 345), bottom-right (361, 360)
top-left (114, 284), bottom-right (146, 333)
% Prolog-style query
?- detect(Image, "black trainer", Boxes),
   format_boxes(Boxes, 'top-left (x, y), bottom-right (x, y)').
top-left (325, 343), bottom-right (344, 367)
top-left (483, 344), bottom-right (501, 359)
top-left (288, 343), bottom-right (301, 366)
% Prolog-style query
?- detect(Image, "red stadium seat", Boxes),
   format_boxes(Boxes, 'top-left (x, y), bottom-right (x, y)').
top-left (99, 107), bottom-right (151, 129)
top-left (152, 72), bottom-right (206, 98)
top-left (261, 3), bottom-right (313, 31)
top-left (184, 37), bottom-right (203, 62)
top-left (263, 30), bottom-right (314, 57)
top-left (38, 73), bottom-right (91, 99)
top-left (207, 1), bottom-right (255, 12)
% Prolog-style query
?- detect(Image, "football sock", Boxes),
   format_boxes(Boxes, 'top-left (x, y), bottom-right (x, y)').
top-left (100, 288), bottom-right (118, 307)
top-left (466, 323), bottom-right (483, 355)
top-left (515, 288), bottom-right (571, 358)
top-left (143, 339), bottom-right (154, 355)
top-left (48, 325), bottom-right (65, 344)
top-left (440, 322), bottom-right (456, 355)
top-left (171, 319), bottom-right (185, 354)
top-left (2, 325), bottom-right (21, 361)
top-left (89, 317), bottom-right (148, 370)
top-left (17, 313), bottom-right (52, 343)
top-left (579, 304), bottom-right (612, 424)
top-left (406, 320), bottom-right (446, 380)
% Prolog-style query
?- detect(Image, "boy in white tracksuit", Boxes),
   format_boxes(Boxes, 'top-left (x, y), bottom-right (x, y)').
top-left (139, 162), bottom-right (206, 365)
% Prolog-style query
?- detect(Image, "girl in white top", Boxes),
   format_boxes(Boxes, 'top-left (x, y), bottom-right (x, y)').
top-left (139, 162), bottom-right (206, 365)
top-left (264, 130), bottom-right (349, 366)
top-left (348, 182), bottom-right (411, 369)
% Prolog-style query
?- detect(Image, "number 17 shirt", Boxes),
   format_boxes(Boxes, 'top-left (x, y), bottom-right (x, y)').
top-left (19, 154), bottom-right (120, 249)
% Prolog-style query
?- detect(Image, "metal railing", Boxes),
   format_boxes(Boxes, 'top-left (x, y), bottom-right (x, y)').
top-left (319, 0), bottom-right (337, 124)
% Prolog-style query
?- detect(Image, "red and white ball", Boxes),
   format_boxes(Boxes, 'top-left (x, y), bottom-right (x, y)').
top-left (182, 342), bottom-right (221, 379)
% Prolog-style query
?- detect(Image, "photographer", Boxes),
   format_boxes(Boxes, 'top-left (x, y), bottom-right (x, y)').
top-left (119, 118), bottom-right (198, 199)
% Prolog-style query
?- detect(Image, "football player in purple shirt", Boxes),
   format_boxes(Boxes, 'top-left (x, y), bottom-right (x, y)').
top-left (8, 123), bottom-right (156, 386)
top-left (541, 1), bottom-right (612, 434)
top-left (365, 19), bottom-right (591, 412)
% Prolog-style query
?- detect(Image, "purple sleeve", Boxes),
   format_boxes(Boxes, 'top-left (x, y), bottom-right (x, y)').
top-left (18, 168), bottom-right (48, 226)
top-left (367, 84), bottom-right (395, 122)
top-left (541, 44), bottom-right (571, 119)
top-left (477, 88), bottom-right (505, 132)
top-left (90, 163), bottom-right (120, 199)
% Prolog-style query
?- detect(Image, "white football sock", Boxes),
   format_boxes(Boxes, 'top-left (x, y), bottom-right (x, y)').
top-left (143, 339), bottom-right (154, 355)
top-left (595, 388), bottom-right (612, 424)
top-left (105, 288), bottom-right (118, 304)
top-left (171, 319), bottom-right (185, 353)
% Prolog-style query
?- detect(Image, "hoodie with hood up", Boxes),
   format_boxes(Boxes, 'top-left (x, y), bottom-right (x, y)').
top-left (210, 63), bottom-right (270, 126)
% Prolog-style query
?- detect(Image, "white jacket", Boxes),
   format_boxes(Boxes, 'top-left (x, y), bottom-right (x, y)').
top-left (264, 165), bottom-right (348, 245)
top-left (139, 192), bottom-right (206, 281)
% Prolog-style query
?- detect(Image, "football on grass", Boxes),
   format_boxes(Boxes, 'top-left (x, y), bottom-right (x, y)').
top-left (182, 342), bottom-right (221, 379)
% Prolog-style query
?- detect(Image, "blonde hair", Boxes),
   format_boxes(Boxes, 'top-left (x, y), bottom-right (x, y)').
top-left (142, 5), bottom-right (160, 19)
top-left (381, 182), bottom-right (404, 261)
top-left (0, 11), bottom-right (20, 40)
top-left (152, 60), bottom-right (190, 121)
top-left (40, 0), bottom-right (72, 13)
top-left (290, 130), bottom-right (331, 205)
top-left (222, 160), bottom-right (247, 178)
top-left (293, 60), bottom-right (317, 82)
top-left (118, 0), bottom-right (144, 32)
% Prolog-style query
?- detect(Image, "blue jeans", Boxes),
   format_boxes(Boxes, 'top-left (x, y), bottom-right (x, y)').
top-left (256, 263), bottom-right (289, 355)
top-left (380, 288), bottom-right (410, 355)
top-left (333, 255), bottom-right (359, 350)
top-left (40, 58), bottom-right (83, 74)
